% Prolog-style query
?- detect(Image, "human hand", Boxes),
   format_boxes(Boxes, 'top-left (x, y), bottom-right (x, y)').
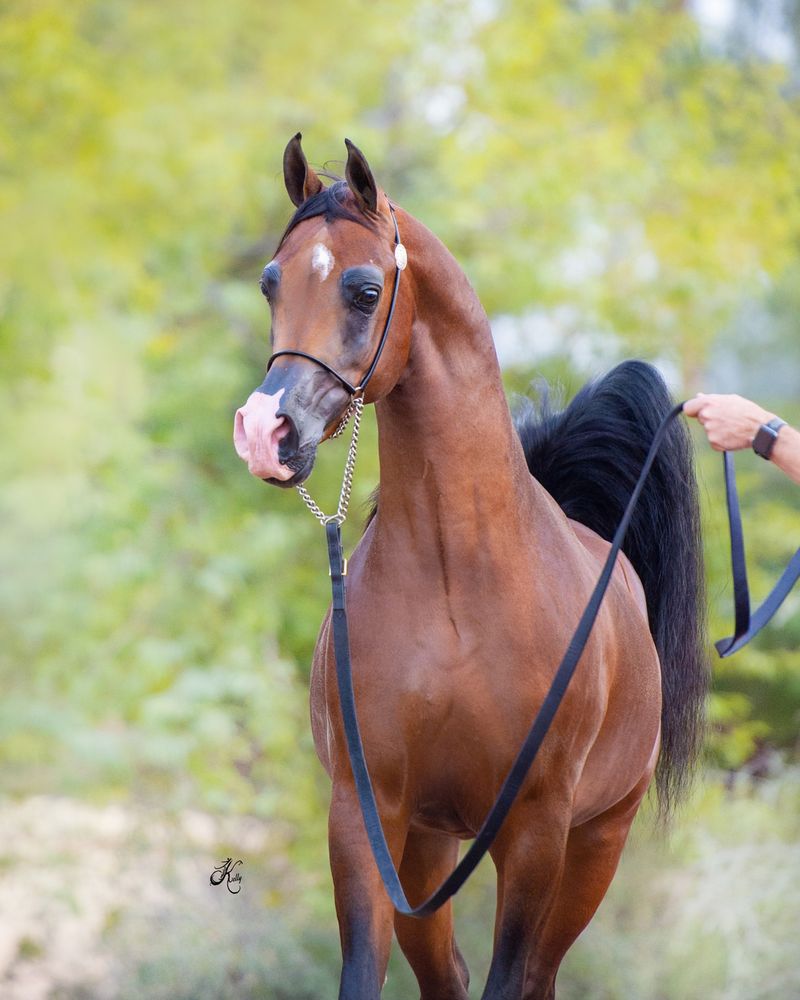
top-left (682, 393), bottom-right (775, 452)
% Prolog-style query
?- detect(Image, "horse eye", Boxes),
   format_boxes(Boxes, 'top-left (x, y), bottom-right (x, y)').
top-left (260, 262), bottom-right (280, 303)
top-left (353, 287), bottom-right (380, 312)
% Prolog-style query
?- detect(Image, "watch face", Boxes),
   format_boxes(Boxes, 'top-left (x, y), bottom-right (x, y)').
top-left (753, 424), bottom-right (778, 459)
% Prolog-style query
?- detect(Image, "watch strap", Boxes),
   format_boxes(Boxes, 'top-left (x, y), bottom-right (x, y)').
top-left (752, 417), bottom-right (787, 460)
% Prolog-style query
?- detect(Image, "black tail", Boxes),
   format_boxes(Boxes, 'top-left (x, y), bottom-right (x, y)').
top-left (514, 360), bottom-right (707, 814)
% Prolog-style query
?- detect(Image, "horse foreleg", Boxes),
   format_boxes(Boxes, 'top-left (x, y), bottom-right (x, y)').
top-left (394, 828), bottom-right (470, 1000)
top-left (329, 782), bottom-right (407, 1000)
top-left (522, 771), bottom-right (652, 1000)
top-left (481, 802), bottom-right (571, 1000)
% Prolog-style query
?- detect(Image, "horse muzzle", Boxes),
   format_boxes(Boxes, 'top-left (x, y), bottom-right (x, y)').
top-left (233, 388), bottom-right (296, 483)
top-left (233, 362), bottom-right (350, 487)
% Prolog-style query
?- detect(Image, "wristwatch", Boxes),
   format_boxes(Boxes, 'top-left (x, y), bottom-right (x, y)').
top-left (752, 417), bottom-right (787, 460)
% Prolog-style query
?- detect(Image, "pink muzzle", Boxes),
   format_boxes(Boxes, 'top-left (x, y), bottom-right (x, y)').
top-left (233, 389), bottom-right (294, 481)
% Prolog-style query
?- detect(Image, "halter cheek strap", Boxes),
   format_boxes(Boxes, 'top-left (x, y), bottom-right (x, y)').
top-left (266, 204), bottom-right (406, 398)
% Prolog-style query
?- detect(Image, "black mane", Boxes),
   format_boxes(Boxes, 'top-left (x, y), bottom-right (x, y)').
top-left (514, 361), bottom-right (707, 815)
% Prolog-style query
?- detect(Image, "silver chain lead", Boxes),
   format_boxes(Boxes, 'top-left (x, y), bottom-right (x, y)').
top-left (295, 396), bottom-right (364, 526)
top-left (329, 398), bottom-right (358, 439)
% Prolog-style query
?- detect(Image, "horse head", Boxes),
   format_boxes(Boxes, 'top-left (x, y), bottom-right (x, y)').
top-left (233, 134), bottom-right (412, 487)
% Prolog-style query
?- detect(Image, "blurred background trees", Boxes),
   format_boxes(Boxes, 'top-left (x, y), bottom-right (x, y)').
top-left (1, 0), bottom-right (798, 996)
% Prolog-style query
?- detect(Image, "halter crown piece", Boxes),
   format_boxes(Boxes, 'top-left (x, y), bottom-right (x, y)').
top-left (266, 204), bottom-right (406, 527)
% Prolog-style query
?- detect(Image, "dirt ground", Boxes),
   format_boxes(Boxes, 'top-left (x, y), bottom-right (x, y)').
top-left (0, 796), bottom-right (292, 999)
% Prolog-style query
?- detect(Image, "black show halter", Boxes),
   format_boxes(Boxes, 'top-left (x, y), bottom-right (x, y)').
top-left (266, 203), bottom-right (406, 398)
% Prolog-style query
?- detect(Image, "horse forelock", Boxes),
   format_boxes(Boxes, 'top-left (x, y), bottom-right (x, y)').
top-left (278, 180), bottom-right (378, 250)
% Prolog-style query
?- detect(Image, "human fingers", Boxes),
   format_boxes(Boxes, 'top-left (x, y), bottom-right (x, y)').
top-left (682, 393), bottom-right (707, 418)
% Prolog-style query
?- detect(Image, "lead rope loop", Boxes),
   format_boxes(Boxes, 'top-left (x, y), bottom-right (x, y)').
top-left (295, 395), bottom-right (364, 526)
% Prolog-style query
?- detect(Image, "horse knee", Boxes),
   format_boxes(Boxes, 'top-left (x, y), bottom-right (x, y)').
top-left (334, 893), bottom-right (395, 999)
top-left (329, 787), bottom-right (405, 999)
top-left (337, 919), bottom-right (383, 1000)
top-left (481, 813), bottom-right (570, 999)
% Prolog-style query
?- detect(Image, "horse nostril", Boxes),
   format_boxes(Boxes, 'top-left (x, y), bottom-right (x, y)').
top-left (277, 412), bottom-right (299, 461)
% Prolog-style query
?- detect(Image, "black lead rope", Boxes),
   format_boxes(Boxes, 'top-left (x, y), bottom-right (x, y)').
top-left (267, 194), bottom-right (797, 912)
top-left (326, 404), bottom-right (681, 917)
top-left (325, 408), bottom-right (799, 916)
top-left (715, 451), bottom-right (800, 657)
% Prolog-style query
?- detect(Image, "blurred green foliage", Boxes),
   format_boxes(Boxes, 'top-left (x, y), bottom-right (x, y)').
top-left (0, 0), bottom-right (799, 987)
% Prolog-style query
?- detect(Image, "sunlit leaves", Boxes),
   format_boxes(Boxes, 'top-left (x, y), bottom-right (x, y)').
top-left (1, 0), bottom-right (798, 849)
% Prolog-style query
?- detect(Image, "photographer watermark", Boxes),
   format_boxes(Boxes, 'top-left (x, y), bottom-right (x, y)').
top-left (210, 857), bottom-right (243, 894)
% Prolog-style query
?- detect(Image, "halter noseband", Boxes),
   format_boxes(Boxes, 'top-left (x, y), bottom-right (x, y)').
top-left (265, 203), bottom-right (407, 398)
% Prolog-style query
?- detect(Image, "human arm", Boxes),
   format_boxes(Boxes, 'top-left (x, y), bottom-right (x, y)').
top-left (683, 393), bottom-right (800, 486)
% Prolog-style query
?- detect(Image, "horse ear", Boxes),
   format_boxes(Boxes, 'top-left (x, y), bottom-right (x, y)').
top-left (344, 138), bottom-right (378, 215)
top-left (283, 132), bottom-right (324, 207)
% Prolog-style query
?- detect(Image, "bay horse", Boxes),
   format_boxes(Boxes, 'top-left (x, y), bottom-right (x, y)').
top-left (234, 135), bottom-right (707, 1000)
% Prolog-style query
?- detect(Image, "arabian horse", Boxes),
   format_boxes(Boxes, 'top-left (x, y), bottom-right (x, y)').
top-left (234, 136), bottom-right (707, 1000)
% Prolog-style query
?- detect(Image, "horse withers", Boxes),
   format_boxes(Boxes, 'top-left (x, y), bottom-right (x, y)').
top-left (234, 135), bottom-right (707, 1000)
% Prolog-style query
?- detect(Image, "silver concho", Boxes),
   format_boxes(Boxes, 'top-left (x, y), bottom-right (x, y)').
top-left (394, 243), bottom-right (408, 271)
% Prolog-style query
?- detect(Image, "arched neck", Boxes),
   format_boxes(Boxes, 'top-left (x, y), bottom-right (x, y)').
top-left (372, 211), bottom-right (543, 555)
